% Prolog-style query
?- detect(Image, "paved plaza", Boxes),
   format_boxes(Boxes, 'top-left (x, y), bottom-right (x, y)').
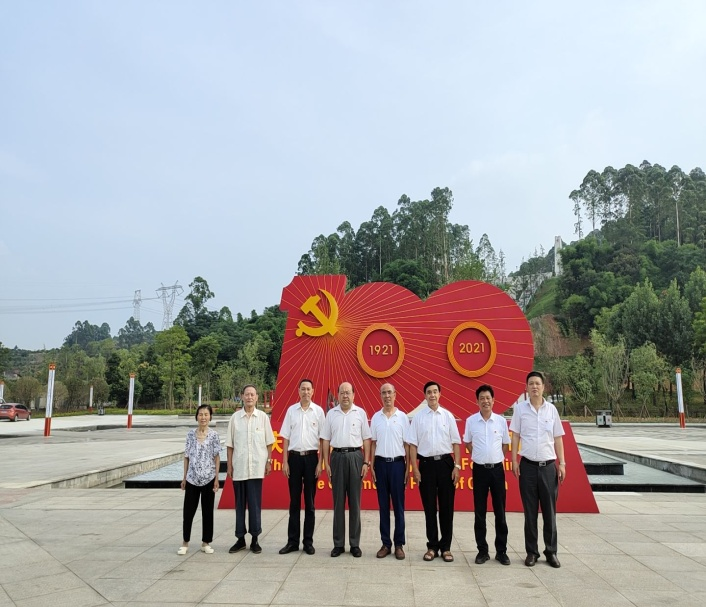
top-left (1, 417), bottom-right (706, 606)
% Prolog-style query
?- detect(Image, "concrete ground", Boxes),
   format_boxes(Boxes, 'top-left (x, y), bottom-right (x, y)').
top-left (1, 417), bottom-right (706, 606)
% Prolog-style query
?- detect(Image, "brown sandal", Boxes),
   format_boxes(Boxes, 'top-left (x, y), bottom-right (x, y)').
top-left (441, 551), bottom-right (454, 562)
top-left (423, 549), bottom-right (437, 561)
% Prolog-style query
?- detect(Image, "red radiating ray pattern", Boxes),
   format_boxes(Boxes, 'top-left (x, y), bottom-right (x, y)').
top-left (272, 276), bottom-right (533, 422)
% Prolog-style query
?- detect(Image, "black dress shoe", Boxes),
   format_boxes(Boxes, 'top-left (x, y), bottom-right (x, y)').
top-left (229, 538), bottom-right (247, 553)
top-left (250, 539), bottom-right (262, 554)
top-left (303, 545), bottom-right (315, 555)
top-left (495, 553), bottom-right (511, 566)
top-left (525, 554), bottom-right (537, 567)
top-left (475, 552), bottom-right (490, 564)
top-left (331, 546), bottom-right (345, 557)
top-left (544, 551), bottom-right (561, 568)
top-left (279, 543), bottom-right (298, 555)
top-left (350, 546), bottom-right (362, 558)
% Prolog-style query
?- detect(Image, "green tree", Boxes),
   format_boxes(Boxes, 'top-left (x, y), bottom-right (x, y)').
top-left (155, 326), bottom-right (191, 409)
top-left (618, 279), bottom-right (660, 351)
top-left (381, 259), bottom-right (432, 298)
top-left (630, 343), bottom-right (668, 417)
top-left (591, 330), bottom-right (629, 415)
top-left (654, 280), bottom-right (693, 366)
top-left (175, 277), bottom-right (219, 342)
top-left (63, 321), bottom-right (111, 350)
top-left (190, 335), bottom-right (220, 401)
top-left (10, 376), bottom-right (42, 406)
top-left (0, 341), bottom-right (9, 375)
top-left (684, 267), bottom-right (706, 314)
top-left (105, 349), bottom-right (141, 405)
top-left (117, 317), bottom-right (156, 349)
top-left (568, 354), bottom-right (595, 414)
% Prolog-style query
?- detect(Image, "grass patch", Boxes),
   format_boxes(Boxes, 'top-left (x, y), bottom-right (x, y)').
top-left (526, 277), bottom-right (559, 320)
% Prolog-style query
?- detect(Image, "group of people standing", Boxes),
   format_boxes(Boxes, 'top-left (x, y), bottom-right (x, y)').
top-left (179, 372), bottom-right (567, 570)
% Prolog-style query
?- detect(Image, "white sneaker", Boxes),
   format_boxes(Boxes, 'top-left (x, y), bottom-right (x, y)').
top-left (201, 544), bottom-right (214, 554)
top-left (177, 546), bottom-right (188, 555)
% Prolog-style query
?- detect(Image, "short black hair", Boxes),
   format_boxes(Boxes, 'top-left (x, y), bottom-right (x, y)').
top-left (475, 384), bottom-right (494, 399)
top-left (423, 381), bottom-right (441, 394)
top-left (299, 378), bottom-right (314, 389)
top-left (194, 404), bottom-right (213, 421)
top-left (526, 371), bottom-right (544, 384)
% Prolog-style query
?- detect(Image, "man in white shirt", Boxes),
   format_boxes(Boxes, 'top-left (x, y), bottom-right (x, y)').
top-left (370, 383), bottom-right (409, 560)
top-left (510, 371), bottom-right (566, 568)
top-left (278, 379), bottom-right (325, 555)
top-left (463, 384), bottom-right (511, 566)
top-left (226, 384), bottom-right (275, 555)
top-left (408, 381), bottom-right (462, 563)
top-left (321, 382), bottom-right (372, 558)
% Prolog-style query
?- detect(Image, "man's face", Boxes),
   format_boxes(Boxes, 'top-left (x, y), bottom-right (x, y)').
top-left (299, 381), bottom-right (313, 405)
top-left (338, 383), bottom-right (353, 407)
top-left (380, 384), bottom-right (395, 408)
top-left (242, 387), bottom-right (258, 407)
top-left (425, 384), bottom-right (441, 409)
top-left (527, 376), bottom-right (544, 399)
top-left (477, 390), bottom-right (494, 414)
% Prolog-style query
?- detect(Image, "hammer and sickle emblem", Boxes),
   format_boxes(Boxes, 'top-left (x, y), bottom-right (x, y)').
top-left (296, 289), bottom-right (339, 337)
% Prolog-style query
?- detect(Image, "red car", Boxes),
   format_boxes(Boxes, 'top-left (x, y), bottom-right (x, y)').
top-left (0, 403), bottom-right (31, 422)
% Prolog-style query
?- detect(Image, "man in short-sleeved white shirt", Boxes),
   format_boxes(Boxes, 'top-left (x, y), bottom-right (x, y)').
top-left (226, 385), bottom-right (275, 554)
top-left (321, 382), bottom-right (372, 558)
top-left (510, 371), bottom-right (566, 569)
top-left (278, 378), bottom-right (325, 555)
top-left (463, 384), bottom-right (511, 566)
top-left (370, 382), bottom-right (409, 560)
top-left (407, 381), bottom-right (462, 563)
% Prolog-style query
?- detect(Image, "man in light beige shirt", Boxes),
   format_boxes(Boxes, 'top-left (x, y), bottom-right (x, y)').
top-left (226, 384), bottom-right (274, 554)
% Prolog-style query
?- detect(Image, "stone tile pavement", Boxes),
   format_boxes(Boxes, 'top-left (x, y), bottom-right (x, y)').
top-left (1, 417), bottom-right (706, 605)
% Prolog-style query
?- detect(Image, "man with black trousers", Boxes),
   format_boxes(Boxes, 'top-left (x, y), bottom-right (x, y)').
top-left (463, 384), bottom-right (511, 566)
top-left (407, 381), bottom-right (462, 563)
top-left (278, 379), bottom-right (325, 555)
top-left (511, 371), bottom-right (566, 568)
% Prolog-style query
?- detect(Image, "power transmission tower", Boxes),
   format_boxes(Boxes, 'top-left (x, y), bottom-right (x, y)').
top-left (133, 290), bottom-right (142, 322)
top-left (156, 282), bottom-right (184, 330)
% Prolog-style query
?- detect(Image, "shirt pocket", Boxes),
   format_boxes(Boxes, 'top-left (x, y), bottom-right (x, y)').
top-left (542, 418), bottom-right (554, 438)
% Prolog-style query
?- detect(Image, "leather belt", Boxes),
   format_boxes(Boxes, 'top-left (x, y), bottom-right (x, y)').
top-left (417, 454), bottom-right (453, 462)
top-left (289, 450), bottom-right (316, 456)
top-left (473, 462), bottom-right (503, 469)
top-left (332, 447), bottom-right (360, 453)
top-left (375, 455), bottom-right (405, 463)
top-left (522, 458), bottom-right (555, 467)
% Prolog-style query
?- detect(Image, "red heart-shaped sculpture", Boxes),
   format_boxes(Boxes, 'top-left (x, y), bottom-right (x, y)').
top-left (272, 275), bottom-right (534, 421)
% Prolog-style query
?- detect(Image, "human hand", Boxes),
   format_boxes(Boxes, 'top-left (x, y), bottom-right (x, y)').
top-left (282, 462), bottom-right (290, 478)
top-left (512, 461), bottom-right (520, 480)
top-left (180, 479), bottom-right (186, 491)
top-left (451, 468), bottom-right (460, 484)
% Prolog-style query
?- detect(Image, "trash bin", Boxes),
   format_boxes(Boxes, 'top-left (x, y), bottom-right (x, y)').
top-left (596, 410), bottom-right (612, 427)
top-left (98, 405), bottom-right (105, 416)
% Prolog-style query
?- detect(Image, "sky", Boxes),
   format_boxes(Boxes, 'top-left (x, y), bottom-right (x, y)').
top-left (2, 1), bottom-right (705, 351)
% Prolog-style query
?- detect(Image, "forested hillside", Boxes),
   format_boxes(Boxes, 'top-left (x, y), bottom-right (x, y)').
top-left (3, 167), bottom-right (706, 418)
